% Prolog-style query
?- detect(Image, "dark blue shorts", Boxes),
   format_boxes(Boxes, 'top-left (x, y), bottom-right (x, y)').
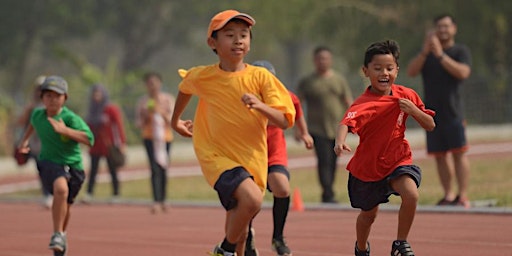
top-left (267, 164), bottom-right (290, 193)
top-left (213, 166), bottom-right (252, 211)
top-left (37, 160), bottom-right (85, 204)
top-left (348, 165), bottom-right (422, 211)
top-left (427, 118), bottom-right (467, 153)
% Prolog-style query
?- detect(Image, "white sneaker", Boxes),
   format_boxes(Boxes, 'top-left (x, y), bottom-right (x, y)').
top-left (82, 194), bottom-right (93, 204)
top-left (42, 195), bottom-right (53, 209)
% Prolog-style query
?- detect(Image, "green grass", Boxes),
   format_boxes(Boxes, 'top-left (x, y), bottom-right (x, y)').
top-left (5, 154), bottom-right (512, 207)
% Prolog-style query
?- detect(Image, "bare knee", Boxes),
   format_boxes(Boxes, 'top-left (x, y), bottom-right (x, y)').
top-left (358, 210), bottom-right (377, 225)
top-left (53, 179), bottom-right (69, 198)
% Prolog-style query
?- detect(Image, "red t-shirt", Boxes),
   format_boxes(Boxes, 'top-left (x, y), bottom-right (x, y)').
top-left (341, 84), bottom-right (435, 181)
top-left (267, 91), bottom-right (303, 166)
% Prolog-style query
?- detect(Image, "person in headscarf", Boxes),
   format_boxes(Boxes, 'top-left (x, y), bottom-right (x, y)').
top-left (84, 84), bottom-right (126, 203)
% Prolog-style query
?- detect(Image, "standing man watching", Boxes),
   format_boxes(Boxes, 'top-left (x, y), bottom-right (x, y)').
top-left (407, 14), bottom-right (472, 208)
top-left (297, 46), bottom-right (353, 203)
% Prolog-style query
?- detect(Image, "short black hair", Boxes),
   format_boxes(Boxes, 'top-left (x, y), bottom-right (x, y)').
top-left (363, 40), bottom-right (400, 67)
top-left (143, 72), bottom-right (162, 82)
top-left (434, 14), bottom-right (456, 25)
top-left (313, 45), bottom-right (332, 56)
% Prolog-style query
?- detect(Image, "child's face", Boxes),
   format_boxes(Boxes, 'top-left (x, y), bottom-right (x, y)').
top-left (362, 53), bottom-right (398, 95)
top-left (208, 21), bottom-right (251, 61)
top-left (41, 90), bottom-right (66, 113)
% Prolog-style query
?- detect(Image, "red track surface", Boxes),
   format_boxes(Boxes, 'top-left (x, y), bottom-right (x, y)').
top-left (2, 202), bottom-right (512, 256)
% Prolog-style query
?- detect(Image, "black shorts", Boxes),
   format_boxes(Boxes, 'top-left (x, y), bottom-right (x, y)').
top-left (37, 160), bottom-right (85, 204)
top-left (267, 164), bottom-right (290, 192)
top-left (213, 166), bottom-right (252, 211)
top-left (348, 165), bottom-right (422, 211)
top-left (427, 118), bottom-right (467, 153)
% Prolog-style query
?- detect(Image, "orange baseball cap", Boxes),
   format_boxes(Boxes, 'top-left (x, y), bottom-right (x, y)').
top-left (207, 9), bottom-right (256, 39)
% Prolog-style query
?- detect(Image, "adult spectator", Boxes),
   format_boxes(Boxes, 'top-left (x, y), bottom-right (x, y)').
top-left (297, 46), bottom-right (353, 203)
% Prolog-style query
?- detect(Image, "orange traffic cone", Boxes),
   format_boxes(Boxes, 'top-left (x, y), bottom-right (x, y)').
top-left (291, 187), bottom-right (305, 212)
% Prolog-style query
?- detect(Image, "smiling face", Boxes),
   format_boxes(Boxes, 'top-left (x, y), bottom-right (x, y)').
top-left (362, 53), bottom-right (399, 95)
top-left (435, 16), bottom-right (457, 44)
top-left (208, 20), bottom-right (251, 64)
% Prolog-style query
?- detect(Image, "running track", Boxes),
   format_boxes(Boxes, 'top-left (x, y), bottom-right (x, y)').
top-left (1, 141), bottom-right (511, 255)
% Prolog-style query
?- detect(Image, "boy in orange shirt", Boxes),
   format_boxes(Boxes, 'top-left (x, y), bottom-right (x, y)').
top-left (334, 40), bottom-right (435, 256)
top-left (171, 10), bottom-right (295, 256)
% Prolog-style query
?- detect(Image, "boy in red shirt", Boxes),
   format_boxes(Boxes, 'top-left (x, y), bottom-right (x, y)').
top-left (334, 40), bottom-right (435, 256)
top-left (246, 60), bottom-right (313, 256)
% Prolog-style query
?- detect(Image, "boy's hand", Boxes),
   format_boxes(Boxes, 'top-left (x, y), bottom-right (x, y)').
top-left (298, 133), bottom-right (314, 150)
top-left (241, 93), bottom-right (264, 110)
top-left (17, 141), bottom-right (30, 154)
top-left (47, 117), bottom-right (68, 135)
top-left (174, 119), bottom-right (193, 137)
top-left (333, 143), bottom-right (351, 156)
top-left (398, 98), bottom-right (419, 115)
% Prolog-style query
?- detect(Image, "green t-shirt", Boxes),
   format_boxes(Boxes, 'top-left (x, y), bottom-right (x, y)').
top-left (30, 106), bottom-right (94, 170)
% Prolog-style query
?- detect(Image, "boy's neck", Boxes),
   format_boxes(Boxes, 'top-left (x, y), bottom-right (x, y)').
top-left (46, 107), bottom-right (63, 117)
top-left (219, 61), bottom-right (246, 72)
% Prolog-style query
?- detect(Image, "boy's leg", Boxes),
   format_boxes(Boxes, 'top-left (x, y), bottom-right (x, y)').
top-left (389, 175), bottom-right (419, 240)
top-left (356, 207), bottom-right (377, 252)
top-left (268, 168), bottom-right (291, 238)
top-left (228, 178), bottom-right (263, 255)
top-left (267, 168), bottom-right (293, 255)
top-left (52, 177), bottom-right (69, 233)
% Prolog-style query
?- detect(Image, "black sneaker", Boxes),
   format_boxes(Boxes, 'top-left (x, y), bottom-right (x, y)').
top-left (54, 244), bottom-right (67, 256)
top-left (355, 241), bottom-right (370, 256)
top-left (391, 240), bottom-right (414, 256)
top-left (245, 228), bottom-right (259, 256)
top-left (272, 237), bottom-right (292, 256)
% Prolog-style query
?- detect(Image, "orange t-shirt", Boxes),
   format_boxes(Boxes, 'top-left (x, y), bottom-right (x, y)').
top-left (178, 64), bottom-right (296, 191)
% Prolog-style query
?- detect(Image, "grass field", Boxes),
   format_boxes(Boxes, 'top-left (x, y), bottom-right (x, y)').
top-left (5, 153), bottom-right (512, 207)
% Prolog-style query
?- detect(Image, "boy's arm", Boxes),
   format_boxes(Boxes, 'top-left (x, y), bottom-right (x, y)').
top-left (47, 118), bottom-right (93, 146)
top-left (334, 124), bottom-right (352, 156)
top-left (171, 92), bottom-right (193, 137)
top-left (398, 98), bottom-right (436, 131)
top-left (17, 124), bottom-right (34, 153)
top-left (242, 93), bottom-right (291, 129)
top-left (294, 115), bottom-right (313, 149)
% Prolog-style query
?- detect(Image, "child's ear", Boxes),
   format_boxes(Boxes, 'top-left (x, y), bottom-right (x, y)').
top-left (361, 66), bottom-right (369, 77)
top-left (207, 37), bottom-right (216, 50)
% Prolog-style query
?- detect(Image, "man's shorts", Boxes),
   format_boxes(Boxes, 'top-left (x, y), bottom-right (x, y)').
top-left (267, 164), bottom-right (290, 193)
top-left (427, 118), bottom-right (467, 153)
top-left (348, 165), bottom-right (422, 211)
top-left (37, 160), bottom-right (85, 204)
top-left (213, 166), bottom-right (253, 211)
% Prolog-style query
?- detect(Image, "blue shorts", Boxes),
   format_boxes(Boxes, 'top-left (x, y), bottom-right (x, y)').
top-left (427, 118), bottom-right (467, 153)
top-left (213, 166), bottom-right (253, 211)
top-left (37, 160), bottom-right (85, 204)
top-left (348, 165), bottom-right (422, 211)
top-left (267, 164), bottom-right (290, 193)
